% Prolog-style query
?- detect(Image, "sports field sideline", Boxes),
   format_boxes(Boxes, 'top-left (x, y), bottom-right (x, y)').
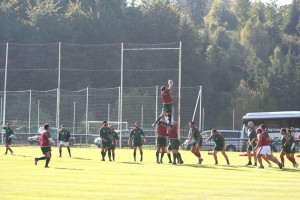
top-left (1, 147), bottom-right (299, 200)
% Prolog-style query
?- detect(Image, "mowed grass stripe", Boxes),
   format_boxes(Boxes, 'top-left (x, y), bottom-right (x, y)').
top-left (0, 147), bottom-right (299, 200)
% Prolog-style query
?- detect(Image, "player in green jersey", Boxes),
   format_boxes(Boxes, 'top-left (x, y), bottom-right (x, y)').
top-left (128, 122), bottom-right (146, 162)
top-left (204, 129), bottom-right (230, 165)
top-left (58, 124), bottom-right (71, 157)
top-left (108, 124), bottom-right (119, 161)
top-left (99, 121), bottom-right (112, 161)
top-left (246, 121), bottom-right (257, 166)
top-left (3, 122), bottom-right (15, 155)
top-left (288, 129), bottom-right (296, 159)
top-left (279, 128), bottom-right (298, 168)
top-left (187, 122), bottom-right (203, 164)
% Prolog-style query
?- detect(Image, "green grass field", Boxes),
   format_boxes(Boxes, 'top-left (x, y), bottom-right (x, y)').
top-left (1, 146), bottom-right (299, 200)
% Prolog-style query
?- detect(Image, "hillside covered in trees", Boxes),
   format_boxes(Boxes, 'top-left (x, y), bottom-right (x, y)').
top-left (0, 0), bottom-right (299, 129)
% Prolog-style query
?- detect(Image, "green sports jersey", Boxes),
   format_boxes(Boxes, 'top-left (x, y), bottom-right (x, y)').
top-left (111, 131), bottom-right (119, 143)
top-left (3, 127), bottom-right (14, 140)
top-left (281, 135), bottom-right (290, 148)
top-left (289, 135), bottom-right (295, 147)
top-left (59, 129), bottom-right (70, 142)
top-left (189, 127), bottom-right (200, 143)
top-left (247, 129), bottom-right (256, 142)
top-left (130, 128), bottom-right (144, 141)
top-left (100, 127), bottom-right (112, 141)
top-left (208, 134), bottom-right (224, 147)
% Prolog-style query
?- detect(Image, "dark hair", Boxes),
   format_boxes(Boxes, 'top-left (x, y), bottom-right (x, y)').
top-left (288, 129), bottom-right (292, 134)
top-left (44, 123), bottom-right (49, 130)
top-left (260, 124), bottom-right (265, 129)
top-left (211, 128), bottom-right (217, 134)
top-left (189, 121), bottom-right (195, 125)
top-left (161, 86), bottom-right (166, 91)
top-left (281, 128), bottom-right (286, 133)
top-left (103, 121), bottom-right (107, 124)
top-left (256, 128), bottom-right (262, 133)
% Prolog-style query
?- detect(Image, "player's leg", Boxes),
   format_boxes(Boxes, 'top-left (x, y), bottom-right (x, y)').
top-left (213, 150), bottom-right (218, 165)
top-left (266, 154), bottom-right (282, 169)
top-left (256, 147), bottom-right (264, 168)
top-left (139, 146), bottom-right (143, 161)
top-left (262, 155), bottom-right (272, 167)
top-left (35, 147), bottom-right (47, 165)
top-left (101, 146), bottom-right (106, 161)
top-left (153, 110), bottom-right (167, 127)
top-left (45, 149), bottom-right (52, 168)
top-left (246, 146), bottom-right (252, 165)
top-left (112, 148), bottom-right (115, 161)
top-left (108, 148), bottom-right (112, 161)
top-left (156, 146), bottom-right (161, 163)
top-left (195, 146), bottom-right (203, 164)
top-left (280, 150), bottom-right (285, 167)
top-left (160, 147), bottom-right (165, 163)
top-left (67, 146), bottom-right (71, 157)
top-left (286, 151), bottom-right (297, 167)
top-left (221, 150), bottom-right (230, 165)
top-left (133, 146), bottom-right (137, 162)
top-left (167, 142), bottom-right (172, 163)
top-left (59, 144), bottom-right (62, 157)
top-left (172, 149), bottom-right (178, 165)
top-left (253, 150), bottom-right (257, 166)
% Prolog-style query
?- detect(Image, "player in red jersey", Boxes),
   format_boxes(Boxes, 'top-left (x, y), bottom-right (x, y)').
top-left (154, 117), bottom-right (168, 163)
top-left (35, 123), bottom-right (55, 168)
top-left (167, 121), bottom-right (183, 164)
top-left (254, 128), bottom-right (282, 169)
top-left (152, 80), bottom-right (173, 127)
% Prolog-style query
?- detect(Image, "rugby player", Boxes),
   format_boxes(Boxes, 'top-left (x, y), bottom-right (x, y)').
top-left (128, 122), bottom-right (146, 162)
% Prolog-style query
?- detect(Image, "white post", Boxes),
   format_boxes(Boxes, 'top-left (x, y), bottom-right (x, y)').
top-left (118, 86), bottom-right (121, 130)
top-left (192, 87), bottom-right (201, 122)
top-left (29, 90), bottom-right (32, 134)
top-left (202, 108), bottom-right (205, 132)
top-left (0, 97), bottom-right (2, 124)
top-left (86, 87), bottom-right (89, 137)
top-left (73, 101), bottom-right (76, 137)
top-left (155, 86), bottom-right (158, 120)
top-left (56, 42), bottom-right (61, 128)
top-left (2, 43), bottom-right (8, 145)
top-left (37, 100), bottom-right (40, 129)
top-left (141, 105), bottom-right (144, 129)
top-left (233, 109), bottom-right (235, 130)
top-left (199, 86), bottom-right (202, 130)
top-left (108, 104), bottom-right (110, 123)
top-left (178, 41), bottom-right (182, 139)
top-left (120, 43), bottom-right (124, 148)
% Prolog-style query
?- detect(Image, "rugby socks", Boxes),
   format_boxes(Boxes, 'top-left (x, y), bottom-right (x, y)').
top-left (59, 148), bottom-right (62, 157)
top-left (133, 152), bottom-right (136, 161)
top-left (140, 151), bottom-right (143, 161)
top-left (168, 114), bottom-right (172, 124)
top-left (226, 159), bottom-right (230, 165)
top-left (177, 152), bottom-right (183, 163)
top-left (45, 157), bottom-right (51, 167)
top-left (280, 157), bottom-right (285, 167)
top-left (112, 153), bottom-right (115, 161)
top-left (156, 152), bottom-right (159, 161)
top-left (160, 152), bottom-right (165, 162)
top-left (108, 150), bottom-right (112, 161)
top-left (288, 157), bottom-right (296, 165)
top-left (167, 153), bottom-right (172, 162)
top-left (172, 153), bottom-right (177, 164)
top-left (37, 156), bottom-right (46, 161)
top-left (67, 147), bottom-right (71, 157)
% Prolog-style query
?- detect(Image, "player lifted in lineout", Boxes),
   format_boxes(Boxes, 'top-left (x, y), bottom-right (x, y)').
top-left (153, 80), bottom-right (173, 126)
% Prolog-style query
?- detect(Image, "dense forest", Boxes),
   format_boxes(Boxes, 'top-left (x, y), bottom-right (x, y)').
top-left (0, 0), bottom-right (300, 129)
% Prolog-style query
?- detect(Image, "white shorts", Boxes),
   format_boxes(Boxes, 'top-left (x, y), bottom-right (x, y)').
top-left (59, 141), bottom-right (69, 147)
top-left (257, 146), bottom-right (271, 155)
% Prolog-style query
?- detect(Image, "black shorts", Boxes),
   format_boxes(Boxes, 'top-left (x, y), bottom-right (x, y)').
top-left (157, 137), bottom-right (167, 147)
top-left (41, 147), bottom-right (51, 155)
top-left (111, 144), bottom-right (116, 150)
top-left (5, 139), bottom-right (11, 145)
top-left (214, 145), bottom-right (223, 151)
top-left (102, 141), bottom-right (112, 149)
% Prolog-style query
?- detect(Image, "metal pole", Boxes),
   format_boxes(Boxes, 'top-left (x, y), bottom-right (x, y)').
top-left (56, 42), bottom-right (61, 128)
top-left (199, 86), bottom-right (202, 130)
top-left (118, 86), bottom-right (121, 130)
top-left (108, 104), bottom-right (110, 123)
top-left (233, 109), bottom-right (235, 130)
top-left (29, 90), bottom-right (31, 134)
top-left (37, 100), bottom-right (40, 129)
top-left (73, 101), bottom-right (76, 137)
top-left (202, 108), bottom-right (205, 132)
top-left (155, 86), bottom-right (158, 120)
top-left (0, 97), bottom-right (2, 126)
top-left (120, 43), bottom-right (124, 148)
top-left (86, 87), bottom-right (89, 143)
top-left (2, 43), bottom-right (8, 145)
top-left (141, 105), bottom-right (144, 129)
top-left (178, 41), bottom-right (182, 139)
top-left (192, 87), bottom-right (201, 122)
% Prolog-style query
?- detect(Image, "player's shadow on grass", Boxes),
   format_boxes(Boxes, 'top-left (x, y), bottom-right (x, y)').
top-left (71, 157), bottom-right (92, 160)
top-left (54, 167), bottom-right (84, 171)
top-left (177, 164), bottom-right (248, 171)
top-left (14, 154), bottom-right (33, 158)
top-left (120, 161), bottom-right (142, 165)
top-left (281, 168), bottom-right (299, 173)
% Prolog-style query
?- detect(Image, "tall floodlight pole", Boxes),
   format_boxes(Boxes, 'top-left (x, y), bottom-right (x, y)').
top-left (120, 43), bottom-right (124, 148)
top-left (2, 43), bottom-right (8, 145)
top-left (37, 100), bottom-right (40, 129)
top-left (29, 90), bottom-right (32, 134)
top-left (108, 104), bottom-right (110, 123)
top-left (73, 101), bottom-right (76, 137)
top-left (199, 86), bottom-right (202, 131)
top-left (56, 42), bottom-right (61, 129)
top-left (177, 41), bottom-right (182, 140)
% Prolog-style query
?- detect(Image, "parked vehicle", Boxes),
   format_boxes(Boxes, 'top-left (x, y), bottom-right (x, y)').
top-left (182, 130), bottom-right (247, 152)
top-left (28, 127), bottom-right (75, 146)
